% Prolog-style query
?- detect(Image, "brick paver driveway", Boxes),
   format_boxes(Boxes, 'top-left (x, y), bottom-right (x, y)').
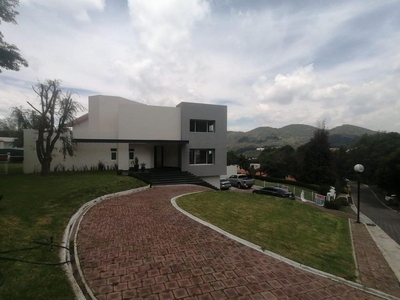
top-left (77, 186), bottom-right (381, 299)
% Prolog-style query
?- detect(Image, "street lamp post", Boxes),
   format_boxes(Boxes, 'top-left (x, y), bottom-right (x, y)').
top-left (354, 164), bottom-right (364, 223)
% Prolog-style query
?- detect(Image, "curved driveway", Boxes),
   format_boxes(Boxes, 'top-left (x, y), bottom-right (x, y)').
top-left (77, 186), bottom-right (381, 299)
top-left (351, 183), bottom-right (400, 244)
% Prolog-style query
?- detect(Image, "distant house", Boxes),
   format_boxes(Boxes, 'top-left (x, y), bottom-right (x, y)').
top-left (23, 95), bottom-right (227, 188)
top-left (0, 137), bottom-right (17, 149)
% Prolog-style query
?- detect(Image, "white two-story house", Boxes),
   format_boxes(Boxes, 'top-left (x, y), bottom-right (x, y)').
top-left (23, 95), bottom-right (227, 188)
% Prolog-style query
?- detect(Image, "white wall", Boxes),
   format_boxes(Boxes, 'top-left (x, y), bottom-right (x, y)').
top-left (24, 129), bottom-right (152, 173)
top-left (221, 165), bottom-right (239, 178)
top-left (118, 103), bottom-right (181, 140)
top-left (201, 176), bottom-right (220, 189)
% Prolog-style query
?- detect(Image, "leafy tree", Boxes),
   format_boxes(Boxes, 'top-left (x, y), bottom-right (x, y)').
top-left (0, 115), bottom-right (21, 147)
top-left (297, 122), bottom-right (335, 185)
top-left (12, 79), bottom-right (83, 175)
top-left (237, 154), bottom-right (250, 171)
top-left (346, 131), bottom-right (400, 187)
top-left (376, 148), bottom-right (400, 195)
top-left (0, 0), bottom-right (28, 72)
top-left (227, 150), bottom-right (239, 165)
top-left (258, 145), bottom-right (297, 178)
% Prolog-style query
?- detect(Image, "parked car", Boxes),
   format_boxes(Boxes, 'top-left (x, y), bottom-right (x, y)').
top-left (220, 178), bottom-right (231, 190)
top-left (228, 174), bottom-right (255, 189)
top-left (385, 194), bottom-right (398, 204)
top-left (252, 186), bottom-right (295, 200)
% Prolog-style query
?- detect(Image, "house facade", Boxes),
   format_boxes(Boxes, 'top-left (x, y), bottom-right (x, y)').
top-left (23, 95), bottom-right (227, 188)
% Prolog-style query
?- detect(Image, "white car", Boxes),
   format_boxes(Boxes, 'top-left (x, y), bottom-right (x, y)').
top-left (385, 194), bottom-right (397, 204)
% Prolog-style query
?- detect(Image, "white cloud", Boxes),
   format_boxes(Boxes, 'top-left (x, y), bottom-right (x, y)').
top-left (1, 1), bottom-right (400, 134)
top-left (252, 64), bottom-right (316, 104)
top-left (20, 0), bottom-right (105, 21)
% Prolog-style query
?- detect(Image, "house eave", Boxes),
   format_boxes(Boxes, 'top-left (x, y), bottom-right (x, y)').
top-left (72, 139), bottom-right (189, 144)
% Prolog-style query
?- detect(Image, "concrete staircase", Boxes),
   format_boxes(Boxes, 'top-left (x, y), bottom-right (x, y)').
top-left (129, 168), bottom-right (218, 190)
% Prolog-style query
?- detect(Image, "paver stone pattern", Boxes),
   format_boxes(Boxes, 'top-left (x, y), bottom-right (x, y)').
top-left (77, 186), bottom-right (381, 299)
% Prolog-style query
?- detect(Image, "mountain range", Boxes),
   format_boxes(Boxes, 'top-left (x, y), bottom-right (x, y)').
top-left (228, 124), bottom-right (376, 156)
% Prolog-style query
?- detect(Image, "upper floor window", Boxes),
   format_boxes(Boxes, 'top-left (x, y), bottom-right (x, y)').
top-left (190, 120), bottom-right (215, 132)
top-left (189, 149), bottom-right (214, 165)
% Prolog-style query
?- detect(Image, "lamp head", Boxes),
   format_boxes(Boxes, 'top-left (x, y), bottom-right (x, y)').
top-left (354, 164), bottom-right (364, 173)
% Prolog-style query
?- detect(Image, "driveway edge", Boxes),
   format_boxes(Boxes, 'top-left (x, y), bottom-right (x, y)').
top-left (60, 185), bottom-right (151, 300)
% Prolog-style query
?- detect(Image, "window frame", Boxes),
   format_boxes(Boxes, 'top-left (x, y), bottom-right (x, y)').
top-left (189, 149), bottom-right (215, 165)
top-left (190, 120), bottom-right (216, 133)
top-left (111, 148), bottom-right (117, 161)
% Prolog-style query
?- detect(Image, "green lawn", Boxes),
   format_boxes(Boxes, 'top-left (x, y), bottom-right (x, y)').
top-left (177, 191), bottom-right (356, 281)
top-left (0, 164), bottom-right (146, 300)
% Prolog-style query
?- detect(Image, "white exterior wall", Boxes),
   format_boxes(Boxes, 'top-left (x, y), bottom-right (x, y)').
top-left (201, 176), bottom-right (220, 189)
top-left (23, 129), bottom-right (121, 173)
top-left (132, 144), bottom-right (153, 168)
top-left (222, 165), bottom-right (239, 178)
top-left (118, 103), bottom-right (181, 140)
top-left (73, 96), bottom-right (181, 141)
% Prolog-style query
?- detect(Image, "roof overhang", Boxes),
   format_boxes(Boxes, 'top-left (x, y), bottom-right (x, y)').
top-left (72, 139), bottom-right (189, 144)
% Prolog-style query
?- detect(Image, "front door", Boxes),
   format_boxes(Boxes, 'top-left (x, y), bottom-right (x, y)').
top-left (154, 146), bottom-right (163, 168)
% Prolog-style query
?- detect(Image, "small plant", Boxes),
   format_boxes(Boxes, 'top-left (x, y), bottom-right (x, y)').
top-left (140, 163), bottom-right (146, 172)
top-left (97, 160), bottom-right (105, 171)
top-left (134, 157), bottom-right (139, 172)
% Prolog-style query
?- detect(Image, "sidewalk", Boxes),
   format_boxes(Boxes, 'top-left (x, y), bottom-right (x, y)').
top-left (73, 186), bottom-right (399, 299)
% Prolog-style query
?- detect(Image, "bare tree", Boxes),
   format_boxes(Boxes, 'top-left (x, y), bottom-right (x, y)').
top-left (13, 79), bottom-right (83, 175)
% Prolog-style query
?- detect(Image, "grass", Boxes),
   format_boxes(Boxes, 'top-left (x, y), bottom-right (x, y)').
top-left (176, 190), bottom-right (356, 281)
top-left (0, 164), bottom-right (146, 300)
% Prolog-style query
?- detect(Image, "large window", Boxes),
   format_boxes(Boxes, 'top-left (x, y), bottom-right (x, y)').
top-left (189, 149), bottom-right (215, 165)
top-left (190, 120), bottom-right (215, 132)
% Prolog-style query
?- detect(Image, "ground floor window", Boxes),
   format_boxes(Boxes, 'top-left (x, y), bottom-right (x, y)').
top-left (111, 148), bottom-right (117, 160)
top-left (129, 149), bottom-right (134, 160)
top-left (189, 149), bottom-right (214, 165)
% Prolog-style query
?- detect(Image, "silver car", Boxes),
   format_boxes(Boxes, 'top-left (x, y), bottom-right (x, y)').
top-left (220, 178), bottom-right (231, 190)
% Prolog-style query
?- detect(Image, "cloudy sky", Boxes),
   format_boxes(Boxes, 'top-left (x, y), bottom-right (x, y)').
top-left (1, 0), bottom-right (400, 132)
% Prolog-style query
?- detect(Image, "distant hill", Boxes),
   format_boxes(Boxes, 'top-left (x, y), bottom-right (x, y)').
top-left (228, 124), bottom-right (376, 156)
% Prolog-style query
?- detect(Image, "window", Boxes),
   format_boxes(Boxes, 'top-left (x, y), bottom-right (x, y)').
top-left (190, 120), bottom-right (215, 132)
top-left (129, 149), bottom-right (134, 160)
top-left (111, 148), bottom-right (117, 161)
top-left (189, 149), bottom-right (215, 165)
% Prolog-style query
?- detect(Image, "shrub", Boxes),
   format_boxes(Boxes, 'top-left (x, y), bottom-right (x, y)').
top-left (324, 198), bottom-right (342, 210)
top-left (337, 196), bottom-right (349, 206)
top-left (97, 160), bottom-right (105, 171)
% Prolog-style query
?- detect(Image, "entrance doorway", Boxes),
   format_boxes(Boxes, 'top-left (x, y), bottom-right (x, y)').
top-left (154, 146), bottom-right (163, 168)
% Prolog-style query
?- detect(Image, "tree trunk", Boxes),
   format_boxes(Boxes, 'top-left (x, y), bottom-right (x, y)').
top-left (40, 155), bottom-right (52, 176)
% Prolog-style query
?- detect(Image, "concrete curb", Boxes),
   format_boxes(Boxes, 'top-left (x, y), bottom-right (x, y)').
top-left (348, 218), bottom-right (361, 284)
top-left (172, 192), bottom-right (399, 300)
top-left (60, 185), bottom-right (151, 300)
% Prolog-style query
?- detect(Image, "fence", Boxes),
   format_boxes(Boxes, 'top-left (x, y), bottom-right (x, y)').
top-left (254, 179), bottom-right (324, 204)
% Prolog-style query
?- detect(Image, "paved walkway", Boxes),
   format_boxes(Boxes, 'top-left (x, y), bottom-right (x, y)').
top-left (76, 186), bottom-right (399, 299)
